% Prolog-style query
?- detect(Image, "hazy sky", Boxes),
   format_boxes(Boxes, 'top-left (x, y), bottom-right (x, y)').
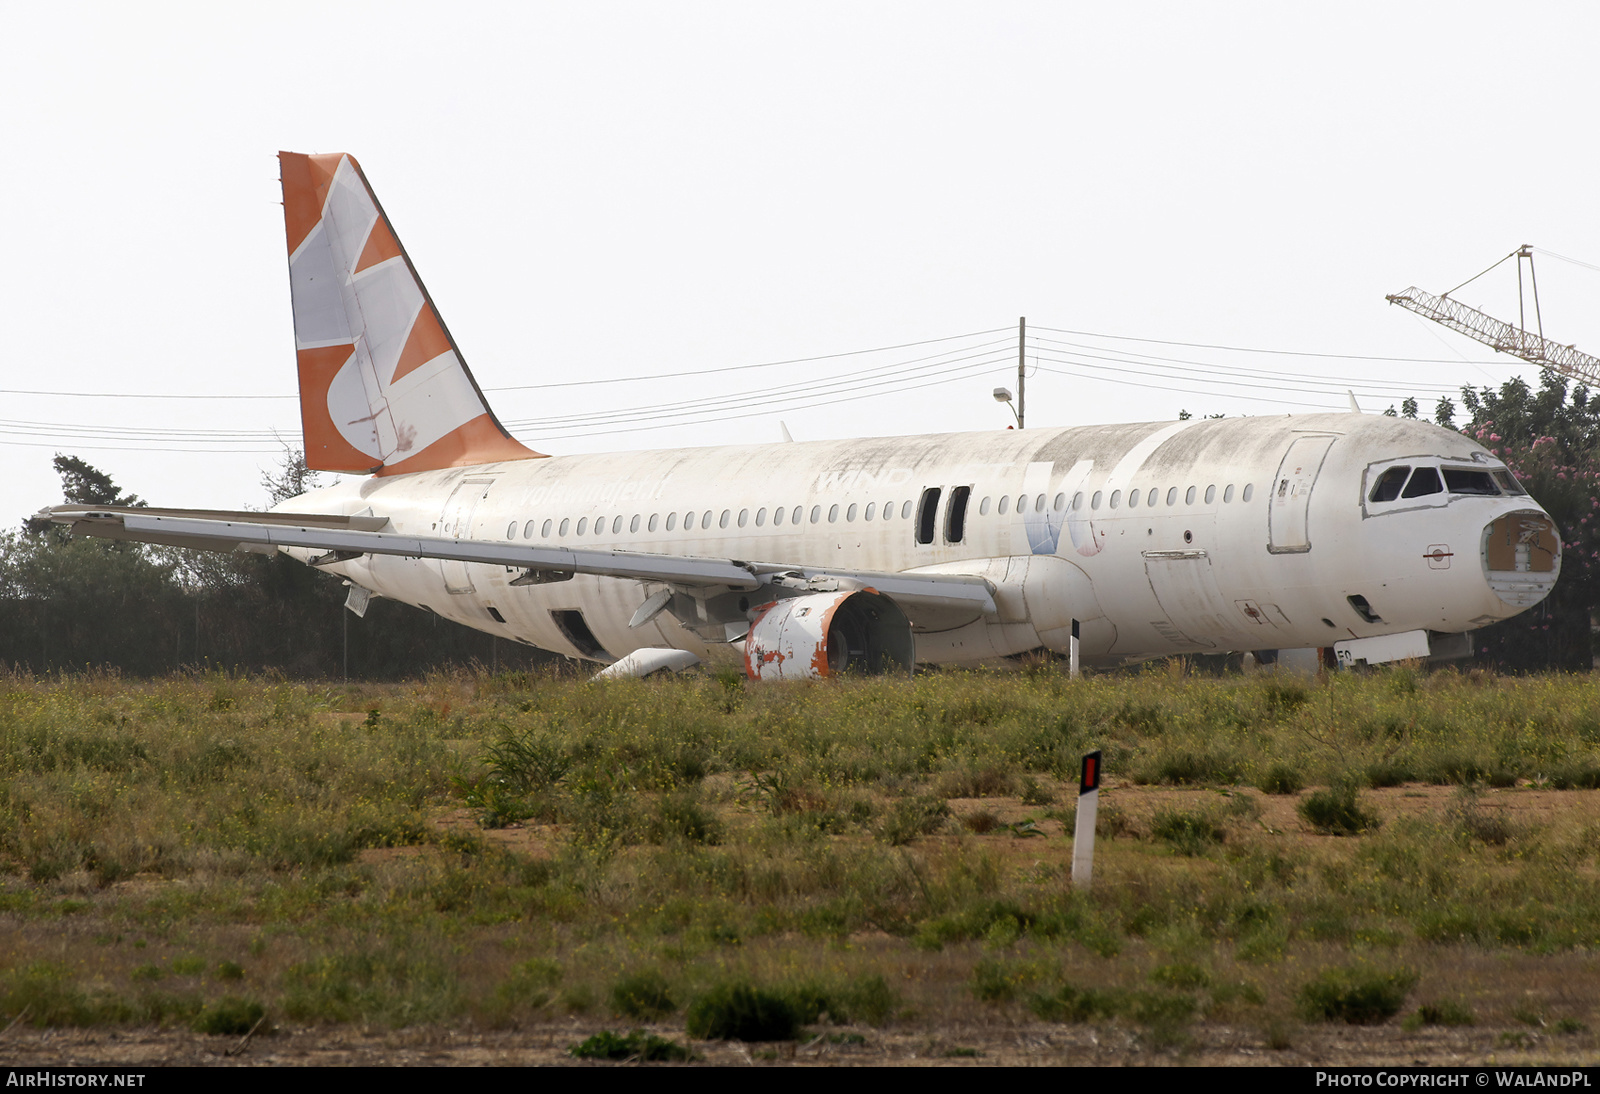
top-left (4, 1), bottom-right (1597, 528)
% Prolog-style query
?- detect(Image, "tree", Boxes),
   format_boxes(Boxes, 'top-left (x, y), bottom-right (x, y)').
top-left (261, 443), bottom-right (321, 507)
top-left (22, 454), bottom-right (146, 538)
top-left (1456, 370), bottom-right (1600, 671)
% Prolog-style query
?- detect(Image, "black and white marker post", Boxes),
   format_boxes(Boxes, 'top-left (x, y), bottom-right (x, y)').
top-left (1071, 749), bottom-right (1102, 890)
top-left (1069, 618), bottom-right (1080, 680)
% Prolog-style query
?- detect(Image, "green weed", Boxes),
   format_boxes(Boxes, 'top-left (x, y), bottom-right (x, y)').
top-left (1297, 966), bottom-right (1416, 1024)
top-left (685, 982), bottom-right (803, 1042)
top-left (569, 1029), bottom-right (697, 1062)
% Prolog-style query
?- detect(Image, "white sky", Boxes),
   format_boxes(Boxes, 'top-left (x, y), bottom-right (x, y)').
top-left (3, 1), bottom-right (1598, 528)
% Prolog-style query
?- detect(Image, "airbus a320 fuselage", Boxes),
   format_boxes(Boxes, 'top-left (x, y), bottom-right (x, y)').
top-left (45, 153), bottom-right (1560, 678)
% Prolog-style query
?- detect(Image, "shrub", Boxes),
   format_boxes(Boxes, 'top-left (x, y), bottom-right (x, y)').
top-left (610, 969), bottom-right (676, 1020)
top-left (1027, 982), bottom-right (1124, 1022)
top-left (685, 983), bottom-right (802, 1042)
top-left (1447, 790), bottom-right (1517, 846)
top-left (1297, 966), bottom-right (1416, 1024)
top-left (1150, 807), bottom-right (1225, 855)
top-left (194, 996), bottom-right (266, 1036)
top-left (1257, 762), bottom-right (1304, 795)
top-left (1407, 1000), bottom-right (1475, 1028)
top-left (1298, 781), bottom-right (1379, 835)
top-left (1019, 776), bottom-right (1056, 806)
top-left (647, 792), bottom-right (722, 845)
top-left (936, 766), bottom-right (1015, 798)
top-left (569, 1029), bottom-right (697, 1061)
top-left (875, 795), bottom-right (949, 846)
top-left (1137, 748), bottom-right (1242, 786)
top-left (961, 810), bottom-right (1001, 834)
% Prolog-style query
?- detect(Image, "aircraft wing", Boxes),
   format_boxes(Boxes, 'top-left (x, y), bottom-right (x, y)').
top-left (38, 506), bottom-right (998, 615)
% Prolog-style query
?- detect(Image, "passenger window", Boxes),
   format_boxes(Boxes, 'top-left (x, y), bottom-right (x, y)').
top-left (559, 518), bottom-right (570, 537)
top-left (719, 510), bottom-right (731, 529)
top-left (1053, 492), bottom-right (1066, 511)
top-left (916, 487), bottom-right (941, 545)
top-left (1147, 488), bottom-right (1157, 507)
top-left (1444, 468), bottom-right (1498, 495)
top-left (684, 512), bottom-right (696, 530)
top-left (1185, 486), bottom-right (1196, 505)
top-left (506, 521), bottom-right (517, 539)
top-left (998, 495), bottom-right (1010, 515)
top-left (577, 517), bottom-right (588, 535)
top-left (1243, 484), bottom-right (1254, 503)
top-left (1223, 485), bottom-right (1234, 503)
top-left (977, 497), bottom-right (988, 516)
top-left (1166, 487), bottom-right (1177, 506)
top-left (1072, 492), bottom-right (1083, 510)
top-left (1014, 494), bottom-right (1026, 513)
top-left (1091, 491), bottom-right (1102, 510)
top-left (738, 508), bottom-right (749, 527)
top-left (1127, 489), bottom-right (1138, 509)
top-left (1369, 466), bottom-right (1410, 503)
top-left (1109, 490), bottom-right (1121, 509)
top-left (524, 520), bottom-right (536, 538)
top-left (945, 486), bottom-right (971, 543)
top-left (902, 500), bottom-right (913, 519)
top-left (846, 503), bottom-right (857, 522)
top-left (598, 519), bottom-right (608, 536)
top-left (755, 508), bottom-right (766, 527)
top-left (1204, 485), bottom-right (1215, 504)
top-left (630, 515), bottom-right (640, 533)
top-left (648, 514), bottom-right (658, 531)
top-left (542, 519), bottom-right (553, 537)
top-left (772, 506), bottom-right (783, 526)
top-left (612, 516), bottom-right (622, 534)
top-left (866, 502), bottom-right (877, 520)
top-left (1402, 467), bottom-right (1443, 498)
top-left (1035, 493), bottom-right (1047, 512)
top-left (811, 505), bottom-right (822, 524)
top-left (828, 504), bottom-right (839, 523)
top-left (666, 512), bottom-right (677, 531)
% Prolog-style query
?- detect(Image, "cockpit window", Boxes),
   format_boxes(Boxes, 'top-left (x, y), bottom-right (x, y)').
top-left (1492, 469), bottom-right (1526, 495)
top-left (1369, 466), bottom-right (1410, 503)
top-left (1401, 467), bottom-right (1443, 498)
top-left (1444, 468), bottom-right (1499, 495)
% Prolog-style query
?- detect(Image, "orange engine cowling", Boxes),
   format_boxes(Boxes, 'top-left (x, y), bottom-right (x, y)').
top-left (744, 590), bottom-right (914, 680)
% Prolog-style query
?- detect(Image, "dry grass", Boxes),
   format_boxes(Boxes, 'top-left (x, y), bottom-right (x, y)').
top-left (0, 665), bottom-right (1599, 1064)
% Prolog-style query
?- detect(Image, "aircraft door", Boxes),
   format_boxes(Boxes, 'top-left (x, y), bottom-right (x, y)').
top-left (1268, 435), bottom-right (1336, 554)
top-left (438, 477), bottom-right (494, 594)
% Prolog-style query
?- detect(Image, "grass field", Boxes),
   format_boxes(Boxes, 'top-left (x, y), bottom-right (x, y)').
top-left (2, 663), bottom-right (1599, 1065)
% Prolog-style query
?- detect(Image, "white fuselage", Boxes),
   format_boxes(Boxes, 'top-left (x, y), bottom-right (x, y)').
top-left (279, 413), bottom-right (1557, 668)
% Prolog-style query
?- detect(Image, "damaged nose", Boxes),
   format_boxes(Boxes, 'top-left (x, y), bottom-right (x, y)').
top-left (1483, 510), bottom-right (1560, 610)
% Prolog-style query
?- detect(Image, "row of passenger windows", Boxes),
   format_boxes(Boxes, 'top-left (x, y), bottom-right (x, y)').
top-left (501, 481), bottom-right (1255, 542)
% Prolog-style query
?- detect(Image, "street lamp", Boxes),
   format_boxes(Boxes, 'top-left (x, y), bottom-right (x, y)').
top-left (993, 386), bottom-right (1020, 428)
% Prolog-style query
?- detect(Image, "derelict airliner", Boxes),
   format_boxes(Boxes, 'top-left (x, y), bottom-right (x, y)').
top-left (41, 152), bottom-right (1561, 678)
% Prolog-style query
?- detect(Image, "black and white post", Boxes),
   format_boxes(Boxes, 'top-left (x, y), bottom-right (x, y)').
top-left (1072, 749), bottom-right (1102, 890)
top-left (1069, 618), bottom-right (1080, 680)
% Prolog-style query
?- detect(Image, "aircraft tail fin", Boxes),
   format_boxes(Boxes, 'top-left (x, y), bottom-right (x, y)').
top-left (279, 152), bottom-right (543, 475)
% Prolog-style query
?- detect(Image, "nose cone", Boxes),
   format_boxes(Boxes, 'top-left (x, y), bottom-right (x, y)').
top-left (1483, 510), bottom-right (1561, 613)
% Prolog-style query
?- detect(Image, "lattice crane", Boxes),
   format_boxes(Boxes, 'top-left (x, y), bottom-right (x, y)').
top-left (1387, 245), bottom-right (1600, 388)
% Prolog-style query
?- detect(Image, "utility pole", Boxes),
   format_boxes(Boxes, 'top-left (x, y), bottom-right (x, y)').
top-left (1016, 316), bottom-right (1026, 429)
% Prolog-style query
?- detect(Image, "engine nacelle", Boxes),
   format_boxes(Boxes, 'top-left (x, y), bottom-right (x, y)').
top-left (744, 590), bottom-right (914, 680)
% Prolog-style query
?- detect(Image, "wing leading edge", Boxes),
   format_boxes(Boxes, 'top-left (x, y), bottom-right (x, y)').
top-left (38, 506), bottom-right (998, 616)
